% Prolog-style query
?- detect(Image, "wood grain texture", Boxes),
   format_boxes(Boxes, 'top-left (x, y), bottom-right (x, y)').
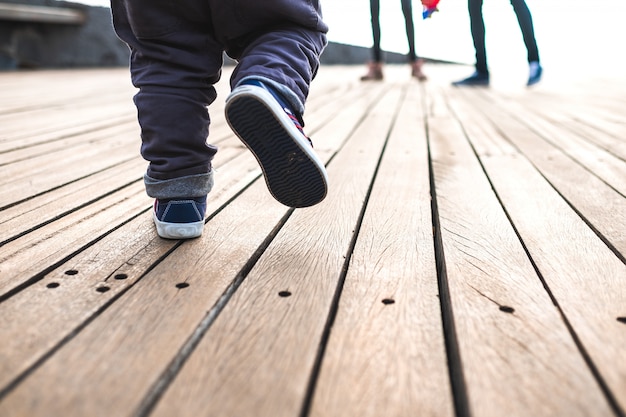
top-left (1, 66), bottom-right (624, 417)
top-left (0, 183), bottom-right (150, 291)
top-left (309, 82), bottom-right (454, 417)
top-left (0, 141), bottom-right (262, 391)
top-left (427, 84), bottom-right (613, 417)
top-left (447, 87), bottom-right (626, 412)
top-left (0, 181), bottom-right (290, 417)
top-left (150, 81), bottom-right (404, 417)
top-left (460, 88), bottom-right (626, 258)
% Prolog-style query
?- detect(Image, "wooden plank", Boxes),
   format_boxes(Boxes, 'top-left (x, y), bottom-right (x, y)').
top-left (559, 117), bottom-right (626, 162)
top-left (460, 87), bottom-right (626, 258)
top-left (305, 69), bottom-right (389, 154)
top-left (1, 65), bottom-right (624, 417)
top-left (0, 69), bottom-right (385, 416)
top-left (446, 87), bottom-right (626, 412)
top-left (0, 158), bottom-right (143, 243)
top-left (0, 214), bottom-right (173, 390)
top-left (0, 182), bottom-right (149, 293)
top-left (0, 146), bottom-right (261, 391)
top-left (0, 69), bottom-right (134, 114)
top-left (476, 90), bottom-right (626, 197)
top-left (0, 143), bottom-right (243, 244)
top-left (0, 121), bottom-right (133, 176)
top-left (309, 81), bottom-right (454, 416)
top-left (426, 84), bottom-right (612, 416)
top-left (0, 130), bottom-right (138, 206)
top-left (510, 92), bottom-right (626, 162)
top-left (0, 104), bottom-right (135, 149)
top-left (0, 119), bottom-right (138, 166)
top-left (477, 155), bottom-right (626, 414)
top-left (150, 83), bottom-right (404, 417)
top-left (0, 181), bottom-right (288, 417)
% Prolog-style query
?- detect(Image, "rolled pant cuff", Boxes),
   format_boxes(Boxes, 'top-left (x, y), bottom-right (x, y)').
top-left (144, 170), bottom-right (214, 199)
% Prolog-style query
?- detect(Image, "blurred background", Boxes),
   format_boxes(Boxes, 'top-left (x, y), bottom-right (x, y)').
top-left (323, 0), bottom-right (626, 76)
top-left (1, 0), bottom-right (625, 79)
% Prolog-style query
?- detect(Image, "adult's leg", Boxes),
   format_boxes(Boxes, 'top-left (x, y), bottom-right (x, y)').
top-left (468, 0), bottom-right (488, 73)
top-left (401, 0), bottom-right (427, 80)
top-left (369, 0), bottom-right (382, 62)
top-left (360, 0), bottom-right (383, 80)
top-left (510, 0), bottom-right (540, 63)
top-left (451, 0), bottom-right (489, 85)
top-left (110, 0), bottom-right (219, 199)
top-left (400, 0), bottom-right (417, 62)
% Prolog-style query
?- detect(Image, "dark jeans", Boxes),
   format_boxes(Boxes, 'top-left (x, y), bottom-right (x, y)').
top-left (110, 0), bottom-right (327, 197)
top-left (469, 0), bottom-right (540, 74)
top-left (368, 0), bottom-right (418, 63)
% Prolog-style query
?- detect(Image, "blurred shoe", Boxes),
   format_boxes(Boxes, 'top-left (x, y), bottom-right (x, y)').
top-left (360, 61), bottom-right (383, 81)
top-left (153, 197), bottom-right (206, 239)
top-left (527, 61), bottom-right (543, 86)
top-left (225, 79), bottom-right (328, 208)
top-left (452, 71), bottom-right (490, 87)
top-left (411, 59), bottom-right (427, 81)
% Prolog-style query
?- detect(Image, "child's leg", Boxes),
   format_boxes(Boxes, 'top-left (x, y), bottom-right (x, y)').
top-left (111, 0), bottom-right (223, 238)
top-left (209, 0), bottom-right (327, 117)
top-left (224, 27), bottom-right (329, 208)
top-left (211, 0), bottom-right (329, 207)
top-left (111, 0), bottom-right (220, 199)
top-left (229, 26), bottom-right (326, 119)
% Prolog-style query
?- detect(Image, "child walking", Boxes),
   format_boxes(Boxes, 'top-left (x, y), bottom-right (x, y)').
top-left (110, 0), bottom-right (329, 239)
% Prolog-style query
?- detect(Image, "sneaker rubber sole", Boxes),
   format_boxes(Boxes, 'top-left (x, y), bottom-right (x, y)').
top-left (225, 85), bottom-right (328, 208)
top-left (153, 213), bottom-right (204, 239)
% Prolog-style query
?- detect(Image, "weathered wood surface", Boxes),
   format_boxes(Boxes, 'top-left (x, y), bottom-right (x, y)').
top-left (0, 65), bottom-right (624, 417)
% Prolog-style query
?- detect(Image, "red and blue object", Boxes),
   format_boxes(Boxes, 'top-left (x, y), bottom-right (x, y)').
top-left (422, 0), bottom-right (440, 19)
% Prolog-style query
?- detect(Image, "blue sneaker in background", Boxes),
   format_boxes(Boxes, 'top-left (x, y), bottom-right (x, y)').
top-left (452, 71), bottom-right (490, 87)
top-left (225, 79), bottom-right (328, 208)
top-left (527, 61), bottom-right (543, 86)
top-left (153, 197), bottom-right (206, 239)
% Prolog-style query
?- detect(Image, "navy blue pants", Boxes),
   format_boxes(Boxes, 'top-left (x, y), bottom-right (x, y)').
top-left (469, 0), bottom-right (540, 74)
top-left (110, 0), bottom-right (328, 198)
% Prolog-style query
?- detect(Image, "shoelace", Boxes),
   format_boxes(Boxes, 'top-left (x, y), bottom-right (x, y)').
top-left (284, 107), bottom-right (314, 148)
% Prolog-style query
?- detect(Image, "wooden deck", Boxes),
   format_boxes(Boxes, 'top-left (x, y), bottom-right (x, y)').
top-left (0, 64), bottom-right (625, 417)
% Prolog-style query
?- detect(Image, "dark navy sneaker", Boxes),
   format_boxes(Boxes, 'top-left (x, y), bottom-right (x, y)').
top-left (153, 197), bottom-right (206, 239)
top-left (452, 71), bottom-right (490, 87)
top-left (527, 61), bottom-right (543, 86)
top-left (225, 79), bottom-right (328, 208)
